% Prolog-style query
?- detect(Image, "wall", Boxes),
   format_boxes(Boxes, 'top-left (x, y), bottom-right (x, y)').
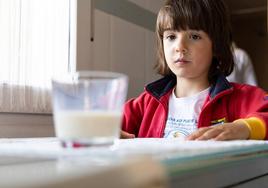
top-left (0, 113), bottom-right (54, 138)
top-left (76, 0), bottom-right (163, 98)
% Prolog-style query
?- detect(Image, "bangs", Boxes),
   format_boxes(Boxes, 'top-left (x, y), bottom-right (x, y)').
top-left (157, 1), bottom-right (211, 37)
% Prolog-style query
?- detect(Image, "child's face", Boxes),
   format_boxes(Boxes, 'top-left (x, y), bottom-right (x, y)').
top-left (163, 29), bottom-right (213, 81)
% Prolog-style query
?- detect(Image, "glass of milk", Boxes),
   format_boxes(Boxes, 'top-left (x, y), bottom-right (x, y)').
top-left (51, 71), bottom-right (128, 148)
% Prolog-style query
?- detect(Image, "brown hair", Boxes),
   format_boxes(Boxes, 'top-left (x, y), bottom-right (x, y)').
top-left (155, 0), bottom-right (234, 83)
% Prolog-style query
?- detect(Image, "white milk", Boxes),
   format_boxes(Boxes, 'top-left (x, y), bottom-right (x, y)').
top-left (54, 111), bottom-right (122, 140)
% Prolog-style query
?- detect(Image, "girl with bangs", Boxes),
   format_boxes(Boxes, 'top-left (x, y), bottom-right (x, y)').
top-left (121, 0), bottom-right (268, 141)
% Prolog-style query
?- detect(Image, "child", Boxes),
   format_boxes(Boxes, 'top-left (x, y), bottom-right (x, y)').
top-left (121, 0), bottom-right (268, 141)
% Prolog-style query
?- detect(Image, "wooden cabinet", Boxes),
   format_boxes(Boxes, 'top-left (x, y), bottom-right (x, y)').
top-left (224, 0), bottom-right (268, 90)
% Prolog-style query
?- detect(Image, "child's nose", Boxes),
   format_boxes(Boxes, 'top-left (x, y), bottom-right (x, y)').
top-left (175, 36), bottom-right (188, 54)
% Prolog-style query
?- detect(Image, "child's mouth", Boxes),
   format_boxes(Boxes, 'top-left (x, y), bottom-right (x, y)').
top-left (174, 59), bottom-right (190, 64)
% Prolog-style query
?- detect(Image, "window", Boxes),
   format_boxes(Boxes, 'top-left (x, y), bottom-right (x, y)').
top-left (0, 0), bottom-right (75, 113)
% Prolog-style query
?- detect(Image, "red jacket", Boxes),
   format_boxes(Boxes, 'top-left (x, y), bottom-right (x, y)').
top-left (122, 75), bottom-right (268, 139)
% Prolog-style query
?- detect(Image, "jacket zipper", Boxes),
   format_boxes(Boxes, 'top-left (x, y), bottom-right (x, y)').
top-left (198, 87), bottom-right (234, 128)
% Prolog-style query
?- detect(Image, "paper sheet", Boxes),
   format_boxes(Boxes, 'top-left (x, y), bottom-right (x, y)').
top-left (0, 137), bottom-right (267, 160)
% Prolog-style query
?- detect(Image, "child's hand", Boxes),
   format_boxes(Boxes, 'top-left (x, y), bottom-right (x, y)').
top-left (186, 121), bottom-right (250, 141)
top-left (120, 130), bottom-right (135, 139)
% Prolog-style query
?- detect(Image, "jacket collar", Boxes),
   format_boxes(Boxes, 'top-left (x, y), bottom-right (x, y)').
top-left (145, 74), bottom-right (233, 100)
top-left (209, 74), bottom-right (233, 98)
top-left (145, 74), bottom-right (176, 100)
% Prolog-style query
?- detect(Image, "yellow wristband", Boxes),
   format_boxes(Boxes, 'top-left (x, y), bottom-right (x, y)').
top-left (234, 117), bottom-right (266, 140)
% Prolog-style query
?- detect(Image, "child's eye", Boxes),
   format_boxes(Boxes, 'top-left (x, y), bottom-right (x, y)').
top-left (189, 34), bottom-right (201, 40)
top-left (166, 34), bottom-right (176, 41)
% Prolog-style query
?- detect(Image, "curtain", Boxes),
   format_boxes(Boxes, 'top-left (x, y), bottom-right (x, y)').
top-left (0, 0), bottom-right (71, 113)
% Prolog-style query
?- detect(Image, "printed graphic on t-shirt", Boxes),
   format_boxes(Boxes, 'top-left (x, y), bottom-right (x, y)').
top-left (164, 117), bottom-right (198, 139)
top-left (163, 87), bottom-right (210, 139)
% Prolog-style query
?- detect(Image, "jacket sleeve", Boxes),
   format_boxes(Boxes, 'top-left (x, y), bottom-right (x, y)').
top-left (121, 92), bottom-right (148, 136)
top-left (232, 84), bottom-right (268, 139)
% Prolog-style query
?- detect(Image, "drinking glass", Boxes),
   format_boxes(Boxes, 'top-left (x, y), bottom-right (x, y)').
top-left (52, 71), bottom-right (128, 147)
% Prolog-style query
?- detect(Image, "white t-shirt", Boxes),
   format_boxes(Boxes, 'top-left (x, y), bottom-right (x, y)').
top-left (163, 87), bottom-right (210, 139)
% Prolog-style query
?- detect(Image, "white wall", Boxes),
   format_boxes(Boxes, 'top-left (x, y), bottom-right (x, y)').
top-left (76, 0), bottom-right (163, 98)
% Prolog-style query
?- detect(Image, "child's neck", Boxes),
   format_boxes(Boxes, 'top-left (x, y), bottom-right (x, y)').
top-left (175, 77), bottom-right (210, 98)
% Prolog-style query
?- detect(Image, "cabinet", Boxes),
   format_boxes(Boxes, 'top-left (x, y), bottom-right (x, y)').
top-left (224, 0), bottom-right (268, 90)
top-left (76, 0), bottom-right (163, 98)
